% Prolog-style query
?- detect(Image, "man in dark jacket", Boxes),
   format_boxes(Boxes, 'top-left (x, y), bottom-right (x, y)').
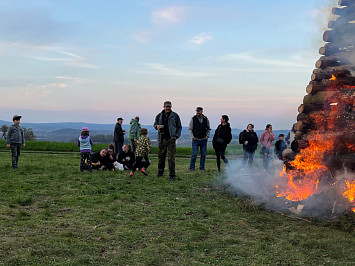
top-left (188, 107), bottom-right (211, 171)
top-left (154, 101), bottom-right (182, 180)
top-left (239, 124), bottom-right (259, 168)
top-left (6, 115), bottom-right (25, 169)
top-left (113, 117), bottom-right (125, 155)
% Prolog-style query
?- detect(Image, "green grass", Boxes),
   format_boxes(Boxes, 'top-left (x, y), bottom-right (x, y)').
top-left (0, 151), bottom-right (353, 265)
top-left (0, 140), bottom-right (245, 156)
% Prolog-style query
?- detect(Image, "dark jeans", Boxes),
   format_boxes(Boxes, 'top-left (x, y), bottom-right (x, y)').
top-left (10, 143), bottom-right (21, 169)
top-left (263, 147), bottom-right (273, 170)
top-left (133, 156), bottom-right (151, 172)
top-left (242, 149), bottom-right (255, 167)
top-left (189, 139), bottom-right (207, 170)
top-left (158, 138), bottom-right (176, 177)
top-left (115, 141), bottom-right (124, 156)
top-left (214, 145), bottom-right (228, 171)
top-left (80, 152), bottom-right (92, 172)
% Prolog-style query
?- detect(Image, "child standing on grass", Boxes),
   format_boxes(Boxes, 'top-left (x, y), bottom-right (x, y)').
top-left (130, 128), bottom-right (151, 177)
top-left (6, 115), bottom-right (25, 169)
top-left (77, 127), bottom-right (93, 172)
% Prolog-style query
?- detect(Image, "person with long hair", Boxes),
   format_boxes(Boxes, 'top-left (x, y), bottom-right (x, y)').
top-left (212, 115), bottom-right (232, 172)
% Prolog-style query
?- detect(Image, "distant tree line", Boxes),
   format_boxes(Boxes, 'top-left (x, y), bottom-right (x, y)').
top-left (1, 125), bottom-right (36, 141)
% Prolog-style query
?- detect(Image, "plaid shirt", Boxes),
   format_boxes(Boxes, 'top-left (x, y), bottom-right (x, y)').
top-left (135, 136), bottom-right (151, 157)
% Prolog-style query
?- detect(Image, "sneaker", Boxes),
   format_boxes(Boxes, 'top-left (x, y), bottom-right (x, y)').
top-left (169, 176), bottom-right (175, 181)
top-left (140, 168), bottom-right (148, 176)
top-left (129, 171), bottom-right (134, 177)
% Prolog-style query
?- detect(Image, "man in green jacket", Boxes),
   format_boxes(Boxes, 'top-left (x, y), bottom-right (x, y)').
top-left (128, 116), bottom-right (140, 153)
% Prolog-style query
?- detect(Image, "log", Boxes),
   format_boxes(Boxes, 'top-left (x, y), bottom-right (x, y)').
top-left (338, 0), bottom-right (355, 7)
top-left (323, 30), bottom-right (355, 45)
top-left (295, 131), bottom-right (304, 140)
top-left (328, 15), bottom-right (355, 29)
top-left (315, 54), bottom-right (351, 68)
top-left (303, 91), bottom-right (339, 105)
top-left (332, 6), bottom-right (355, 16)
top-left (298, 103), bottom-right (324, 114)
top-left (311, 65), bottom-right (354, 81)
top-left (328, 20), bottom-right (355, 33)
top-left (306, 79), bottom-right (355, 94)
top-left (291, 140), bottom-right (309, 152)
top-left (324, 33), bottom-right (355, 48)
top-left (297, 113), bottom-right (312, 124)
top-left (319, 43), bottom-right (355, 56)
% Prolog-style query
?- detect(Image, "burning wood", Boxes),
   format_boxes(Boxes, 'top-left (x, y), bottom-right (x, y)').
top-left (275, 1), bottom-right (355, 214)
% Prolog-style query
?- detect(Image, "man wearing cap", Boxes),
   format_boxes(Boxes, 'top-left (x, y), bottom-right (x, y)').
top-left (188, 107), bottom-right (211, 171)
top-left (113, 117), bottom-right (125, 155)
top-left (6, 115), bottom-right (25, 169)
top-left (154, 101), bottom-right (182, 180)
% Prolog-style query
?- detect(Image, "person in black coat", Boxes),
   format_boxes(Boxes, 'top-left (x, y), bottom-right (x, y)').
top-left (117, 144), bottom-right (136, 170)
top-left (113, 117), bottom-right (125, 156)
top-left (212, 115), bottom-right (232, 172)
top-left (239, 123), bottom-right (259, 167)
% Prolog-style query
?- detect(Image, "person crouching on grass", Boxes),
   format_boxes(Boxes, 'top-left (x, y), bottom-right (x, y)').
top-left (6, 115), bottom-right (25, 169)
top-left (130, 128), bottom-right (151, 177)
top-left (77, 127), bottom-right (93, 172)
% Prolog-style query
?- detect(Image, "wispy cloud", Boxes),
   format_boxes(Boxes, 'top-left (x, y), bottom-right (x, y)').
top-left (0, 41), bottom-right (98, 69)
top-left (152, 6), bottom-right (187, 25)
top-left (189, 32), bottom-right (213, 45)
top-left (225, 51), bottom-right (309, 68)
top-left (142, 63), bottom-right (216, 77)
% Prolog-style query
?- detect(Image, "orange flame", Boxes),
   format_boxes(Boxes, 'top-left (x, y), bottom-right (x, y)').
top-left (276, 132), bottom-right (334, 201)
top-left (343, 180), bottom-right (355, 213)
top-left (329, 74), bottom-right (336, 81)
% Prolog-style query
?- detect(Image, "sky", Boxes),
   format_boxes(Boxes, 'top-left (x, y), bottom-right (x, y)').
top-left (0, 0), bottom-right (337, 129)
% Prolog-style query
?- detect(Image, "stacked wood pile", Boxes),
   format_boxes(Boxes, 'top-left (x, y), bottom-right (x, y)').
top-left (292, 0), bottom-right (355, 170)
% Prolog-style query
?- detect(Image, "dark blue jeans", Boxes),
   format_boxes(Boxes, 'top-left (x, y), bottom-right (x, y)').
top-left (190, 139), bottom-right (207, 170)
top-left (242, 149), bottom-right (255, 167)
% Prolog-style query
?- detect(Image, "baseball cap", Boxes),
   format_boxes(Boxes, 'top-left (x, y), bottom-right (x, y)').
top-left (117, 117), bottom-right (123, 121)
top-left (196, 107), bottom-right (203, 111)
top-left (164, 101), bottom-right (172, 107)
top-left (82, 127), bottom-right (89, 131)
top-left (12, 115), bottom-right (22, 121)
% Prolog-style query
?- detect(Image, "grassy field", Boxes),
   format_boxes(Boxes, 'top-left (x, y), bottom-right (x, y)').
top-left (0, 151), bottom-right (354, 265)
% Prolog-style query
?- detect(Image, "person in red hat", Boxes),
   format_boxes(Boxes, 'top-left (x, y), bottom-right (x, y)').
top-left (77, 127), bottom-right (94, 172)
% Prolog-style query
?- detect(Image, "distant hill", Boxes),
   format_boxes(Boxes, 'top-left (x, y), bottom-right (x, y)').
top-left (0, 120), bottom-right (289, 145)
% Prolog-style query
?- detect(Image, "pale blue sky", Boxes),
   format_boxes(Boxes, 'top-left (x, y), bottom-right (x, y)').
top-left (0, 0), bottom-right (336, 129)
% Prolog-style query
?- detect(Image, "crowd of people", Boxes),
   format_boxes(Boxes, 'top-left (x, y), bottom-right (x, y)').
top-left (6, 101), bottom-right (296, 177)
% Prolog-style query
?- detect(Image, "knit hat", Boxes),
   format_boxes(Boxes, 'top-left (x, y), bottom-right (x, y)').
top-left (82, 127), bottom-right (89, 131)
